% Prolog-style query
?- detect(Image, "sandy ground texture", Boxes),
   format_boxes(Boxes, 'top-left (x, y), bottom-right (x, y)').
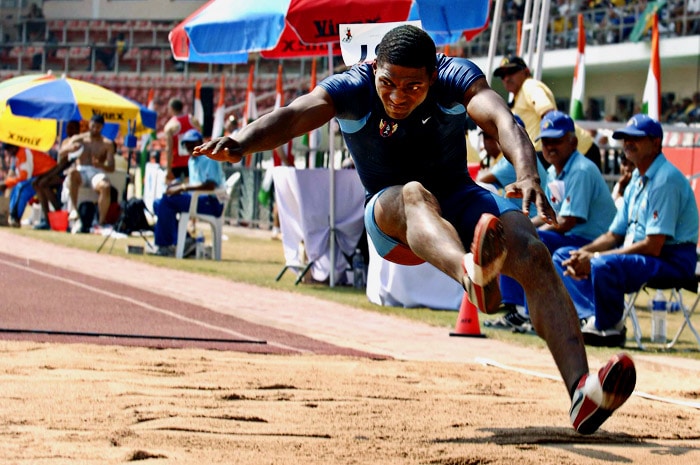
top-left (0, 230), bottom-right (699, 464)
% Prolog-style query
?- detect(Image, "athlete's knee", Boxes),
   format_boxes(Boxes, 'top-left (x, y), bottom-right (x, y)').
top-left (401, 181), bottom-right (438, 209)
top-left (504, 227), bottom-right (552, 278)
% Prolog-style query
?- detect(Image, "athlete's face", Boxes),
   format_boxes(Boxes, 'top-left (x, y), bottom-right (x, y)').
top-left (373, 61), bottom-right (435, 120)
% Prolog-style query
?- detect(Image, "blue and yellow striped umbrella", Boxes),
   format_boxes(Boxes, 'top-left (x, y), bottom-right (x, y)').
top-left (0, 74), bottom-right (59, 151)
top-left (0, 74), bottom-right (156, 138)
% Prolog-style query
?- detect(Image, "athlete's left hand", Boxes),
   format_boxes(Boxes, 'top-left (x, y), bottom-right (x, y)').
top-left (504, 178), bottom-right (558, 226)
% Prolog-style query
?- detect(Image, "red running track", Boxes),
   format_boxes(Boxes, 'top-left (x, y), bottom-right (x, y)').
top-left (0, 251), bottom-right (382, 358)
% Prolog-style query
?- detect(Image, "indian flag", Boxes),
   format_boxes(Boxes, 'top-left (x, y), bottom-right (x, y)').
top-left (136, 88), bottom-right (156, 197)
top-left (641, 13), bottom-right (661, 120)
top-left (193, 80), bottom-right (204, 127)
top-left (569, 14), bottom-right (585, 121)
top-left (243, 65), bottom-right (258, 167)
top-left (242, 65), bottom-right (258, 127)
top-left (211, 75), bottom-right (226, 139)
top-left (307, 58), bottom-right (319, 160)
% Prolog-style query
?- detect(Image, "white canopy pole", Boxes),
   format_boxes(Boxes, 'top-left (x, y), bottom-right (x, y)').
top-left (533, 0), bottom-right (551, 80)
top-left (328, 43), bottom-right (337, 287)
top-left (485, 0), bottom-right (505, 85)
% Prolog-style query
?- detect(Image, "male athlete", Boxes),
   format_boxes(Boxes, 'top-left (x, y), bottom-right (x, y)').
top-left (195, 25), bottom-right (636, 435)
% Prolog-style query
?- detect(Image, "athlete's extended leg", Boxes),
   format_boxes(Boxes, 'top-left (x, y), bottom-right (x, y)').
top-left (499, 210), bottom-right (636, 434)
top-left (372, 182), bottom-right (506, 312)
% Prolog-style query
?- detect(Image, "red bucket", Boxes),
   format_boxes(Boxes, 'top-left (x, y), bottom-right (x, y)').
top-left (468, 162), bottom-right (480, 179)
top-left (48, 210), bottom-right (69, 232)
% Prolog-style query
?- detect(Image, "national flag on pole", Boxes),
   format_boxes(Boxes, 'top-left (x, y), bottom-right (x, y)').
top-left (211, 75), bottom-right (226, 139)
top-left (307, 58), bottom-right (320, 167)
top-left (243, 65), bottom-right (258, 167)
top-left (642, 13), bottom-right (661, 120)
top-left (139, 88), bottom-right (155, 157)
top-left (193, 80), bottom-right (204, 127)
top-left (242, 65), bottom-right (258, 128)
top-left (137, 88), bottom-right (156, 197)
top-left (272, 63), bottom-right (293, 167)
top-left (274, 63), bottom-right (284, 110)
top-left (569, 14), bottom-right (586, 121)
top-left (260, 63), bottom-right (291, 205)
top-left (629, 0), bottom-right (667, 43)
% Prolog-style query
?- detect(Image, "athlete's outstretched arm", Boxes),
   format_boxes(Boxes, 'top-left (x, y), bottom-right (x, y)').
top-left (193, 87), bottom-right (336, 164)
top-left (464, 77), bottom-right (556, 224)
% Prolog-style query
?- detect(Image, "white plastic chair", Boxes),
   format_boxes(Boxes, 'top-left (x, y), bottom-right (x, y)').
top-left (175, 190), bottom-right (224, 261)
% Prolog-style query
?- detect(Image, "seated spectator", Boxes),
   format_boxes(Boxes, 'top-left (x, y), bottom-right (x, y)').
top-left (66, 114), bottom-right (115, 230)
top-left (0, 143), bottom-right (57, 228)
top-left (151, 129), bottom-right (226, 257)
top-left (22, 2), bottom-right (45, 40)
top-left (33, 120), bottom-right (82, 228)
top-left (552, 114), bottom-right (699, 347)
top-left (31, 31), bottom-right (57, 71)
top-left (486, 112), bottom-right (617, 331)
top-left (476, 114), bottom-right (547, 218)
top-left (92, 33), bottom-right (127, 71)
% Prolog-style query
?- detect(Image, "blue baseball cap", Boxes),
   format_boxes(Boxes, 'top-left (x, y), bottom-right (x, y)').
top-left (536, 111), bottom-right (575, 140)
top-left (612, 114), bottom-right (663, 139)
top-left (180, 129), bottom-right (203, 143)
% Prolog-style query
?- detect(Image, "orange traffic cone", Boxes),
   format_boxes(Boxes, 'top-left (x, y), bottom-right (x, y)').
top-left (449, 293), bottom-right (486, 338)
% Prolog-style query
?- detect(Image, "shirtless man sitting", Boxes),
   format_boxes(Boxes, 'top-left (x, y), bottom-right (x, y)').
top-left (66, 114), bottom-right (115, 227)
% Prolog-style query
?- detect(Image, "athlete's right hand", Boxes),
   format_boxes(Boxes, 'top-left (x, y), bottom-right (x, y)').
top-left (193, 136), bottom-right (243, 163)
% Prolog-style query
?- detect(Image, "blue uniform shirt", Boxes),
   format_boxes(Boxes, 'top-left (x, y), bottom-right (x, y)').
top-left (319, 55), bottom-right (483, 199)
top-left (609, 153), bottom-right (699, 245)
top-left (188, 154), bottom-right (225, 188)
top-left (545, 151), bottom-right (617, 241)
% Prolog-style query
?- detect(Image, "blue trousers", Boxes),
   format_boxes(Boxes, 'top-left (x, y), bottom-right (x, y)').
top-left (9, 179), bottom-right (36, 221)
top-left (552, 243), bottom-right (697, 330)
top-left (154, 193), bottom-right (223, 247)
top-left (501, 229), bottom-right (590, 311)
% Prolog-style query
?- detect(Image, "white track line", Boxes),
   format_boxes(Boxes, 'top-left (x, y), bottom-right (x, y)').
top-left (476, 357), bottom-right (700, 410)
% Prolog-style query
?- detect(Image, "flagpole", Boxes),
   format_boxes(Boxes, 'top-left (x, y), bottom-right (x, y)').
top-left (328, 43), bottom-right (337, 288)
top-left (569, 14), bottom-right (585, 121)
top-left (642, 13), bottom-right (661, 120)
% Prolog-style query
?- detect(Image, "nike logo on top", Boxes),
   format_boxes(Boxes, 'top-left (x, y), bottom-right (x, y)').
top-left (422, 117), bottom-right (431, 124)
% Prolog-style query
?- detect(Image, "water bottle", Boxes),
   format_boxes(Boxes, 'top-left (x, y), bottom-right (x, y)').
top-left (195, 232), bottom-right (205, 259)
top-left (650, 289), bottom-right (667, 343)
top-left (352, 248), bottom-right (366, 289)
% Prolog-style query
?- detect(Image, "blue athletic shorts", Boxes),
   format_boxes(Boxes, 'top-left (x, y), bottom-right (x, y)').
top-left (365, 184), bottom-right (519, 265)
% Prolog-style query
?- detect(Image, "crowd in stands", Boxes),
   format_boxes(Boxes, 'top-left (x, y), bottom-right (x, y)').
top-left (500, 0), bottom-right (700, 47)
top-left (662, 91), bottom-right (700, 124)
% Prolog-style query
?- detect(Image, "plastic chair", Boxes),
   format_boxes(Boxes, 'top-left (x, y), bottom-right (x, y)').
top-left (623, 274), bottom-right (700, 351)
top-left (175, 190), bottom-right (223, 261)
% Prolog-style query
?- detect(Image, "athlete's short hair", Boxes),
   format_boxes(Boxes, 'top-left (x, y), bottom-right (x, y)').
top-left (376, 25), bottom-right (436, 75)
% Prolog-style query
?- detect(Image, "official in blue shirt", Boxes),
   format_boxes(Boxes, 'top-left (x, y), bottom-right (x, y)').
top-left (153, 129), bottom-right (226, 256)
top-left (477, 114), bottom-right (548, 219)
top-left (493, 111), bottom-right (617, 328)
top-left (552, 114), bottom-right (699, 347)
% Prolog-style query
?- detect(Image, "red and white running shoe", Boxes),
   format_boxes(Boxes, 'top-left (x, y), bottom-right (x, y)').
top-left (570, 352), bottom-right (637, 435)
top-left (462, 213), bottom-right (507, 314)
